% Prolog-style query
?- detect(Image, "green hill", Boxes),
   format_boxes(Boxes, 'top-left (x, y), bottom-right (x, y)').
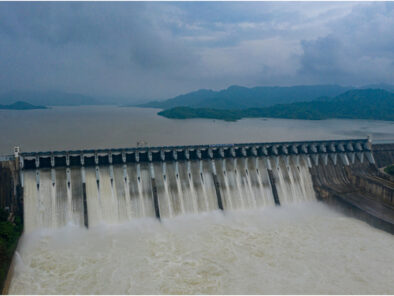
top-left (0, 90), bottom-right (100, 106)
top-left (140, 85), bottom-right (352, 109)
top-left (139, 89), bottom-right (217, 109)
top-left (0, 101), bottom-right (47, 110)
top-left (158, 89), bottom-right (394, 122)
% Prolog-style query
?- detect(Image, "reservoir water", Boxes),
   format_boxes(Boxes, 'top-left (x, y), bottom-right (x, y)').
top-left (0, 106), bottom-right (393, 154)
top-left (4, 106), bottom-right (394, 294)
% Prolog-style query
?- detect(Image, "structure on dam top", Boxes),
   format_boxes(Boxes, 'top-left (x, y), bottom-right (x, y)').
top-left (18, 138), bottom-right (374, 169)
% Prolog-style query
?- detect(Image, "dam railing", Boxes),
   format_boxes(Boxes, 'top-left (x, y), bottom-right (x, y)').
top-left (17, 138), bottom-right (374, 170)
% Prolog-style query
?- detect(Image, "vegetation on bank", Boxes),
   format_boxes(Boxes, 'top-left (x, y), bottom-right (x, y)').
top-left (0, 101), bottom-right (47, 110)
top-left (158, 89), bottom-right (394, 122)
top-left (158, 107), bottom-right (243, 121)
top-left (0, 209), bottom-right (22, 292)
top-left (140, 84), bottom-right (352, 109)
top-left (384, 165), bottom-right (394, 176)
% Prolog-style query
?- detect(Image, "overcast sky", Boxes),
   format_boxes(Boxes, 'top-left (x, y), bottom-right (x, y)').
top-left (0, 2), bottom-right (393, 101)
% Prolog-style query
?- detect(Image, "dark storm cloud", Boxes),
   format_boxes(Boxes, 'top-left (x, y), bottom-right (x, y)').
top-left (298, 2), bottom-right (394, 85)
top-left (0, 2), bottom-right (201, 100)
top-left (0, 2), bottom-right (392, 101)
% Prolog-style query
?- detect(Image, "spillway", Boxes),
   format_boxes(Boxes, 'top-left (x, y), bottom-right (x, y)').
top-left (22, 155), bottom-right (315, 232)
top-left (18, 138), bottom-right (376, 232)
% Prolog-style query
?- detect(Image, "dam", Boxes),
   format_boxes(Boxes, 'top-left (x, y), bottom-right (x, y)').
top-left (2, 138), bottom-right (394, 294)
top-left (17, 138), bottom-right (378, 232)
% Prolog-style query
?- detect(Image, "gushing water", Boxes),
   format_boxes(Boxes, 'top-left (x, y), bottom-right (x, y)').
top-left (10, 203), bottom-right (394, 294)
top-left (22, 156), bottom-right (317, 232)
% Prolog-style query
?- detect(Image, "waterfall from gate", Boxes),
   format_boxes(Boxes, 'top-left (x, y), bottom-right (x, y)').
top-left (22, 155), bottom-right (316, 232)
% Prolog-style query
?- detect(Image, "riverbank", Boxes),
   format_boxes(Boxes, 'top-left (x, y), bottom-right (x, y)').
top-left (0, 209), bottom-right (22, 293)
top-left (0, 160), bottom-right (23, 294)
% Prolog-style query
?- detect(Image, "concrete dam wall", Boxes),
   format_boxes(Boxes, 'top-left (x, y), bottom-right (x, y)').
top-left (16, 138), bottom-right (384, 233)
top-left (372, 143), bottom-right (394, 168)
top-left (310, 143), bottom-right (394, 233)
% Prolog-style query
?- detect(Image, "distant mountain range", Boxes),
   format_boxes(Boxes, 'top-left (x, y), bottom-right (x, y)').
top-left (140, 84), bottom-right (394, 110)
top-left (158, 89), bottom-right (394, 122)
top-left (0, 90), bottom-right (101, 106)
top-left (0, 101), bottom-right (47, 110)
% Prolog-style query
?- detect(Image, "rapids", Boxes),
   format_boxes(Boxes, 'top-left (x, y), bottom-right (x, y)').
top-left (9, 203), bottom-right (394, 294)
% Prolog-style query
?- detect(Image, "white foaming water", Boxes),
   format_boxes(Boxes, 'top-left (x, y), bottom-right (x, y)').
top-left (10, 203), bottom-right (394, 294)
top-left (25, 156), bottom-right (312, 231)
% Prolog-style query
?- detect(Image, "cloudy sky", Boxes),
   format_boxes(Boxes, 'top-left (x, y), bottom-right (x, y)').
top-left (0, 2), bottom-right (393, 101)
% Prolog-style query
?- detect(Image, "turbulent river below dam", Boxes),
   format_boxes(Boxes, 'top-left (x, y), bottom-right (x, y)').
top-left (9, 204), bottom-right (394, 294)
top-left (8, 154), bottom-right (394, 294)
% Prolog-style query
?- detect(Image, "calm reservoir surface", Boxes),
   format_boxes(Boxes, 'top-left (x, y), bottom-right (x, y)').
top-left (0, 106), bottom-right (393, 154)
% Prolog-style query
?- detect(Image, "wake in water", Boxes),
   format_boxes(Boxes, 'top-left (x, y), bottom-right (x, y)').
top-left (23, 155), bottom-right (316, 232)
